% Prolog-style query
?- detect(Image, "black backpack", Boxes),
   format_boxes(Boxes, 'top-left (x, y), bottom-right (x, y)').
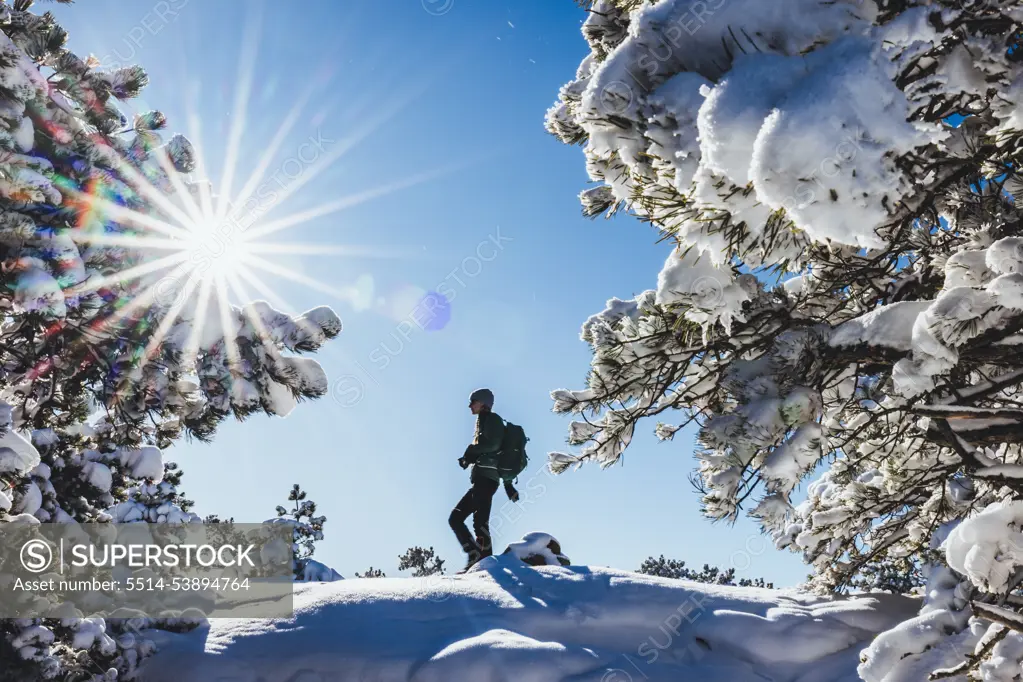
top-left (498, 420), bottom-right (529, 482)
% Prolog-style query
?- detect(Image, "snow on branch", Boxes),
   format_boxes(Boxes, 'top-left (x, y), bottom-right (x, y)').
top-left (548, 0), bottom-right (1023, 677)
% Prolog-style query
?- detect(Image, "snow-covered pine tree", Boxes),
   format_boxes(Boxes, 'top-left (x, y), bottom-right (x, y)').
top-left (549, 0), bottom-right (1023, 677)
top-left (204, 485), bottom-right (341, 583)
top-left (0, 1), bottom-right (342, 679)
top-left (272, 483), bottom-right (340, 582)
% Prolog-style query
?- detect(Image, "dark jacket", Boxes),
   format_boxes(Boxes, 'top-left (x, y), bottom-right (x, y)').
top-left (464, 410), bottom-right (505, 483)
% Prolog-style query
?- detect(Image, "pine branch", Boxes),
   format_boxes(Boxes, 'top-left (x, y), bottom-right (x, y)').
top-left (929, 625), bottom-right (1007, 680)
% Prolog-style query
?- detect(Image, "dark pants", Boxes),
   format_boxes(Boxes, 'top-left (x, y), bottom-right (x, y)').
top-left (449, 476), bottom-right (500, 559)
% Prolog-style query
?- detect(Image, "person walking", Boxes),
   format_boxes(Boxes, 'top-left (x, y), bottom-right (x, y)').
top-left (449, 388), bottom-right (517, 572)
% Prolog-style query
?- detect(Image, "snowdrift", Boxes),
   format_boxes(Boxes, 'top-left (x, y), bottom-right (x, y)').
top-left (139, 555), bottom-right (918, 682)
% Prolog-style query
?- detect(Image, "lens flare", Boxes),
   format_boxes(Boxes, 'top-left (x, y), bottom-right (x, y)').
top-left (419, 291), bottom-right (451, 332)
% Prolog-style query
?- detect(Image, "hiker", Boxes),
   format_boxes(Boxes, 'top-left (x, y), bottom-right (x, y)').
top-left (450, 388), bottom-right (520, 571)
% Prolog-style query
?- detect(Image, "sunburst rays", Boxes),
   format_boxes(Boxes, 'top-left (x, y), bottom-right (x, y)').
top-left (70, 15), bottom-right (451, 381)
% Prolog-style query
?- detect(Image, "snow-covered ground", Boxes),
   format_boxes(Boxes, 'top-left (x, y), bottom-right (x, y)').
top-left (140, 554), bottom-right (918, 682)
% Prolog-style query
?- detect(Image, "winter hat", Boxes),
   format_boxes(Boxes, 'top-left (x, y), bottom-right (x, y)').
top-left (469, 388), bottom-right (495, 408)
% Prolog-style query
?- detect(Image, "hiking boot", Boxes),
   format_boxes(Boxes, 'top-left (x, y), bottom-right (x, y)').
top-left (457, 547), bottom-right (486, 574)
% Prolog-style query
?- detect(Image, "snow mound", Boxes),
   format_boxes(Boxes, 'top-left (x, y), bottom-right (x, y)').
top-left (140, 557), bottom-right (917, 682)
top-left (482, 531), bottom-right (570, 568)
top-left (298, 559), bottom-right (344, 583)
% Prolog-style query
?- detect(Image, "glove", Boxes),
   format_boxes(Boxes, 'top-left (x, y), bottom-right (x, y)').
top-left (458, 457), bottom-right (470, 470)
top-left (504, 481), bottom-right (520, 502)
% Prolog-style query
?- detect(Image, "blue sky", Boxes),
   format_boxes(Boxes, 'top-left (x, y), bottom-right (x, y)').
top-left (56, 0), bottom-right (808, 586)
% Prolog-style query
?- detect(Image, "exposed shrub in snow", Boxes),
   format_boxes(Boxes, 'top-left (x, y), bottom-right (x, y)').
top-left (355, 567), bottom-right (386, 579)
top-left (549, 0), bottom-right (1023, 677)
top-left (398, 546), bottom-right (446, 577)
top-left (638, 555), bottom-right (773, 588)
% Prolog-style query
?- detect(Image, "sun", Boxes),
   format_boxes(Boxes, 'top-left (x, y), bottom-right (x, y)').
top-left (180, 220), bottom-right (253, 282)
top-left (60, 16), bottom-right (455, 380)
